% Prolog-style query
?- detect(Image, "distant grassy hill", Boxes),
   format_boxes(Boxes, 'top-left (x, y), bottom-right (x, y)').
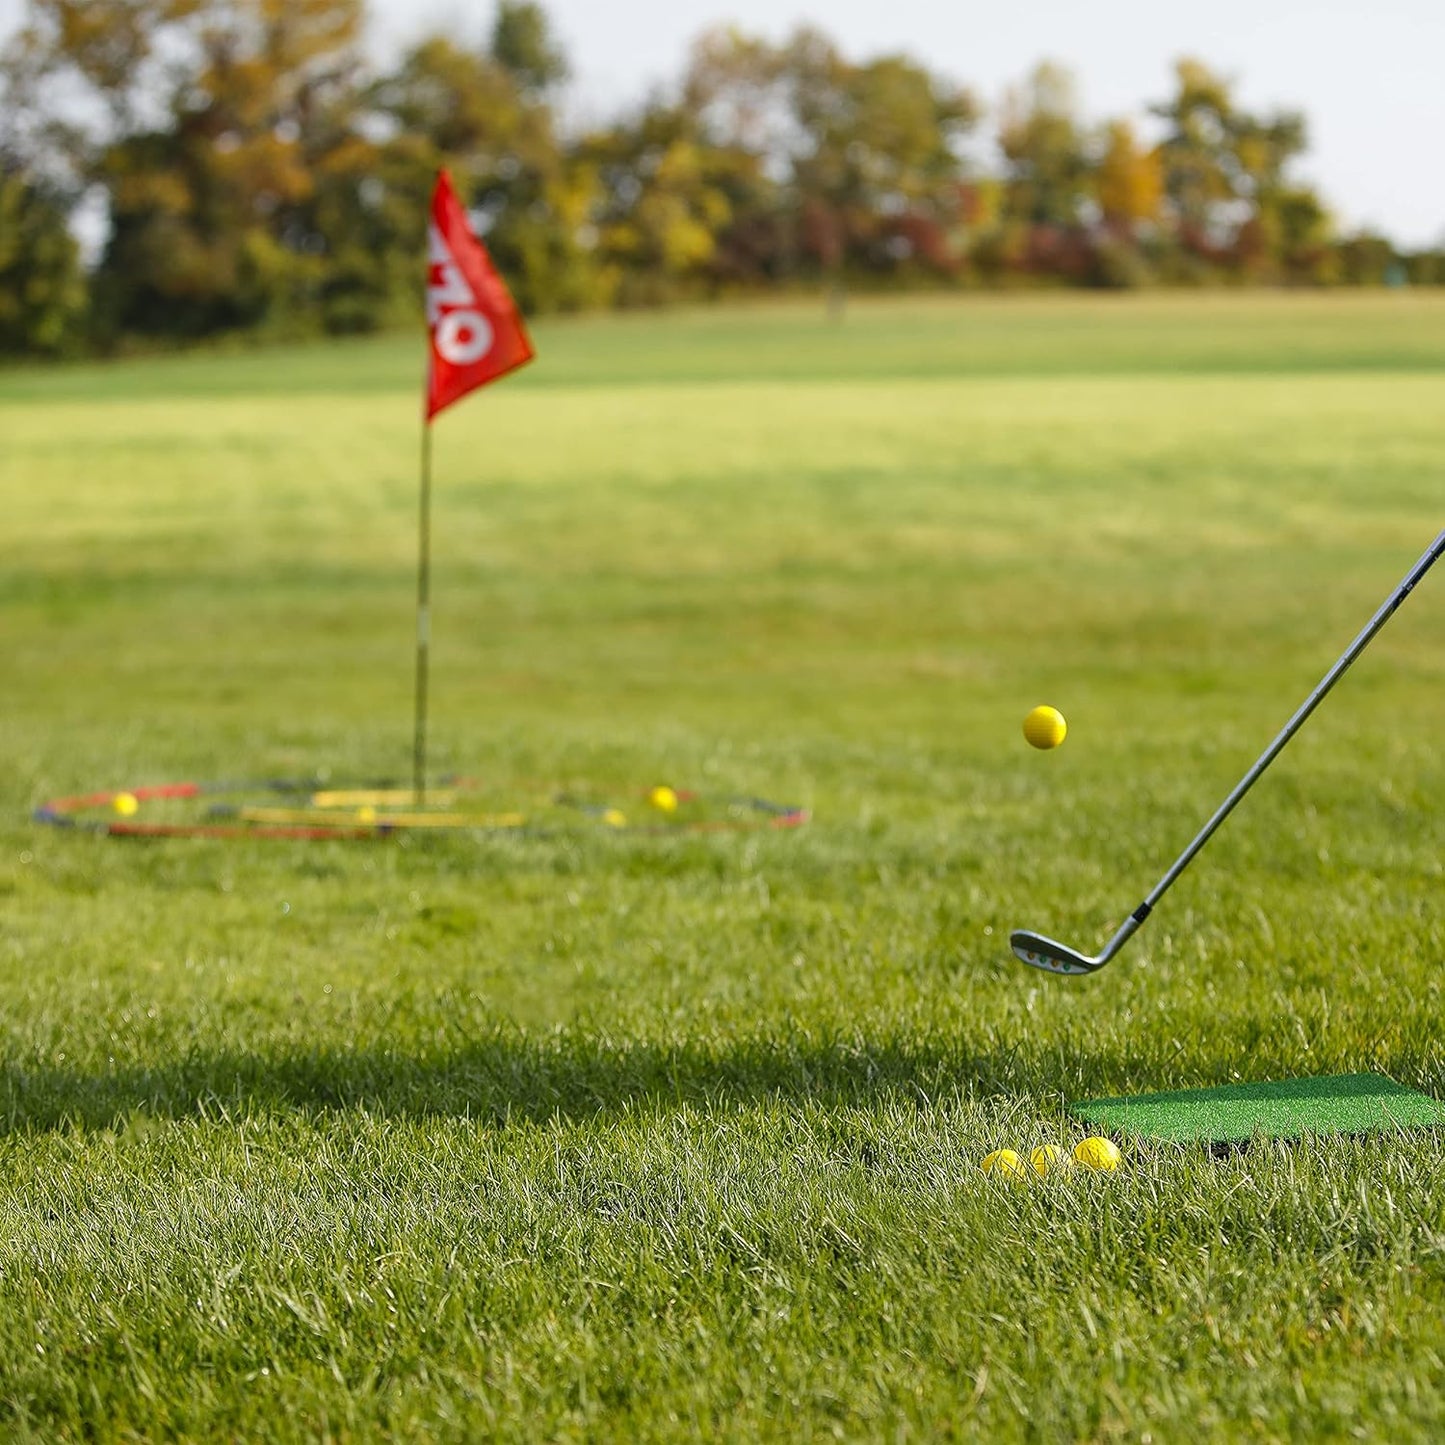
top-left (5, 291), bottom-right (1445, 405)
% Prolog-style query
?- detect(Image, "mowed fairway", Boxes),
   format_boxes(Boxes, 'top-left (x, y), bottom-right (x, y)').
top-left (2, 293), bottom-right (1444, 1440)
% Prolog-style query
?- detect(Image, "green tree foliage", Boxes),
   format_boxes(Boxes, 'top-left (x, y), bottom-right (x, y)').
top-left (0, 160), bottom-right (86, 353)
top-left (6, 0), bottom-right (374, 342)
top-left (999, 63), bottom-right (1089, 230)
top-left (370, 29), bottom-right (604, 314)
top-left (990, 63), bottom-right (1096, 283)
top-left (107, 0), bottom-right (369, 339)
top-left (1151, 57), bottom-right (1322, 280)
top-left (575, 30), bottom-right (789, 305)
top-left (680, 27), bottom-right (792, 286)
top-left (579, 107), bottom-right (729, 305)
top-left (491, 0), bottom-right (568, 96)
top-left (782, 28), bottom-right (978, 296)
top-left (1337, 232), bottom-right (1402, 286)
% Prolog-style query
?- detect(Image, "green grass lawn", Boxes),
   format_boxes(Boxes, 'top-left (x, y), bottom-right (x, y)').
top-left (2, 292), bottom-right (1443, 1441)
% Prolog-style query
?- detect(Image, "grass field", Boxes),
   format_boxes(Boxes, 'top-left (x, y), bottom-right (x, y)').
top-left (2, 292), bottom-right (1444, 1441)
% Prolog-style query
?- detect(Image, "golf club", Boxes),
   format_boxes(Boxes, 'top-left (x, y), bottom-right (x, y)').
top-left (1012, 527), bottom-right (1445, 976)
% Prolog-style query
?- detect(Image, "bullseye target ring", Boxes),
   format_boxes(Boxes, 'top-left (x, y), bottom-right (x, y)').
top-left (33, 778), bottom-right (809, 840)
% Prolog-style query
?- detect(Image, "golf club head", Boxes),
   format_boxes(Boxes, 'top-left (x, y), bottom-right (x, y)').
top-left (1009, 930), bottom-right (1101, 976)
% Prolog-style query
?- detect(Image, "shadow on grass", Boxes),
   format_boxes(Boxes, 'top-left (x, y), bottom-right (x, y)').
top-left (0, 1028), bottom-right (1098, 1136)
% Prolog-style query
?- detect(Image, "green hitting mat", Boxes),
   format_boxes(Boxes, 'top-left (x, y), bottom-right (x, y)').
top-left (1071, 1072), bottom-right (1445, 1144)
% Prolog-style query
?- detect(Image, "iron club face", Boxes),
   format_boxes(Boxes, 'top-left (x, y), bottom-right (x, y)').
top-left (1010, 911), bottom-right (1147, 977)
top-left (1009, 930), bottom-right (1102, 976)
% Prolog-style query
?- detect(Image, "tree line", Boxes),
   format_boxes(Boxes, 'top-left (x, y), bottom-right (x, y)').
top-left (2, 0), bottom-right (1440, 358)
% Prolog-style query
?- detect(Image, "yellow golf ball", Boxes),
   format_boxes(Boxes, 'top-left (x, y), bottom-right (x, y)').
top-left (112, 792), bottom-right (139, 816)
top-left (602, 808), bottom-right (627, 828)
top-left (1073, 1136), bottom-right (1122, 1172)
top-left (648, 785), bottom-right (678, 813)
top-left (1023, 705), bottom-right (1067, 750)
top-left (1029, 1143), bottom-right (1070, 1178)
top-left (981, 1148), bottom-right (1028, 1184)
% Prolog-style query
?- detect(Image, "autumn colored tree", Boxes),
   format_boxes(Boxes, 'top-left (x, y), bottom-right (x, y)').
top-left (679, 27), bottom-right (793, 286)
top-left (371, 21), bottom-right (604, 314)
top-left (575, 101), bottom-right (737, 305)
top-left (4, 0), bottom-right (374, 341)
top-left (0, 2), bottom-right (1431, 361)
top-left (1151, 57), bottom-right (1324, 278)
top-left (1095, 120), bottom-right (1162, 234)
top-left (780, 27), bottom-right (978, 305)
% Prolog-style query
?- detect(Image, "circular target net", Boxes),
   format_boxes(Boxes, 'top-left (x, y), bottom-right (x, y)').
top-left (33, 778), bottom-right (809, 840)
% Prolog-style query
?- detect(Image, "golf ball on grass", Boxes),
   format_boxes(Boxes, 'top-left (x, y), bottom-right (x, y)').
top-left (112, 792), bottom-right (139, 816)
top-left (1073, 1137), bottom-right (1122, 1172)
top-left (1029, 1144), bottom-right (1070, 1178)
top-left (1023, 705), bottom-right (1067, 750)
top-left (981, 1148), bottom-right (1028, 1184)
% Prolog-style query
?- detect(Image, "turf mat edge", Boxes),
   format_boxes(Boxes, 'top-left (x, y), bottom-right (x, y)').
top-left (1071, 1072), bottom-right (1445, 1143)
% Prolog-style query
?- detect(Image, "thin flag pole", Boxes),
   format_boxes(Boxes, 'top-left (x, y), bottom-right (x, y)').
top-left (416, 170), bottom-right (534, 804)
top-left (413, 416), bottom-right (433, 804)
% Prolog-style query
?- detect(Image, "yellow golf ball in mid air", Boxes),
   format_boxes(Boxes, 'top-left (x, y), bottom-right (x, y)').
top-left (112, 792), bottom-right (139, 816)
top-left (1073, 1137), bottom-right (1122, 1172)
top-left (981, 1148), bottom-right (1028, 1184)
top-left (1029, 1143), bottom-right (1070, 1178)
top-left (1023, 705), bottom-right (1067, 750)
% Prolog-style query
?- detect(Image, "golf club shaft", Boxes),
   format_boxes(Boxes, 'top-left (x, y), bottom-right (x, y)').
top-left (1123, 528), bottom-right (1445, 934)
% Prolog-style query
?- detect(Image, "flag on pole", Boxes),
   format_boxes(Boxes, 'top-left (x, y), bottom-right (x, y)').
top-left (425, 170), bottom-right (533, 419)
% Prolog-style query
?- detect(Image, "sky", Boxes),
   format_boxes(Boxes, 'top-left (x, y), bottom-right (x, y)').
top-left (3, 0), bottom-right (1441, 247)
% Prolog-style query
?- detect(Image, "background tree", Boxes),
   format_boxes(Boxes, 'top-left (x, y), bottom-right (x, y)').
top-left (490, 0), bottom-right (568, 96)
top-left (130, 0), bottom-right (367, 338)
top-left (0, 2), bottom-right (1435, 360)
top-left (370, 19), bottom-right (603, 314)
top-left (999, 64), bottom-right (1088, 228)
top-left (1151, 58), bottom-right (1239, 266)
top-left (1087, 118), bottom-right (1164, 287)
top-left (581, 97), bottom-right (756, 306)
top-left (994, 62), bottom-right (1092, 281)
top-left (4, 0), bottom-right (374, 342)
top-left (781, 27), bottom-right (978, 309)
top-left (1151, 57), bottom-right (1324, 280)
top-left (0, 158), bottom-right (86, 354)
top-left (1095, 119), bottom-right (1162, 235)
top-left (680, 27), bottom-right (792, 287)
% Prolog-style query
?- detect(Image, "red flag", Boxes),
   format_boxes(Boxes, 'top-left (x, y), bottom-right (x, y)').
top-left (425, 170), bottom-right (533, 420)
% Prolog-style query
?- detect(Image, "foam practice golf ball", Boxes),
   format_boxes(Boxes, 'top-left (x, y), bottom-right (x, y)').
top-left (648, 785), bottom-right (678, 813)
top-left (981, 1148), bottom-right (1028, 1184)
top-left (1073, 1136), bottom-right (1122, 1172)
top-left (112, 792), bottom-right (139, 816)
top-left (1029, 1143), bottom-right (1070, 1178)
top-left (1023, 705), bottom-right (1067, 750)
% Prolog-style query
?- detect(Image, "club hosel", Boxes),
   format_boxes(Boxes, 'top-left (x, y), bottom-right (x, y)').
top-left (1099, 903), bottom-right (1151, 964)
